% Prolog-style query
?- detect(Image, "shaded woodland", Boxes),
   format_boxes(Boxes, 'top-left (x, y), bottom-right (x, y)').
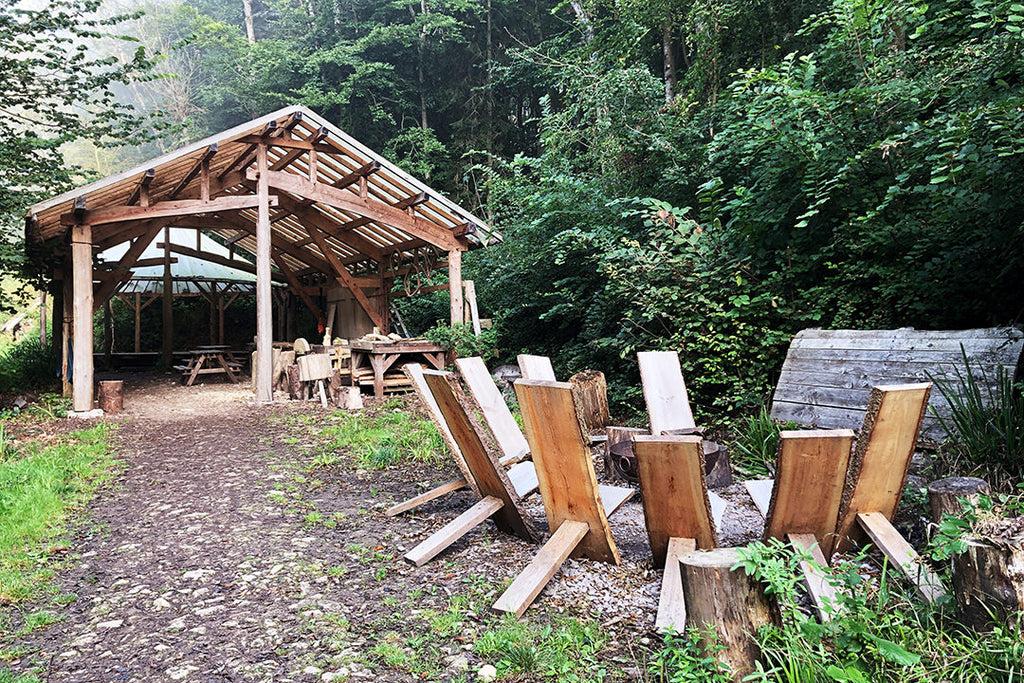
top-left (3, 0), bottom-right (1024, 418)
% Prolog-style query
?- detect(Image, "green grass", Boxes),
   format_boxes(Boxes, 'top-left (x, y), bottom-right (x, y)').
top-left (0, 424), bottom-right (119, 605)
top-left (730, 405), bottom-right (800, 477)
top-left (474, 615), bottom-right (609, 681)
top-left (317, 399), bottom-right (445, 469)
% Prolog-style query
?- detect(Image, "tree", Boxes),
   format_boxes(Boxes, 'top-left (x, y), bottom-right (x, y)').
top-left (0, 0), bottom-right (157, 307)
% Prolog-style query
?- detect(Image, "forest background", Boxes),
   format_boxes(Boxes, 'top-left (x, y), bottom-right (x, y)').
top-left (2, 0), bottom-right (1023, 420)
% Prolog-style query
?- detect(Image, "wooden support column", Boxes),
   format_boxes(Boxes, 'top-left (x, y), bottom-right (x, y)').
top-left (51, 286), bottom-right (62, 355)
top-left (207, 283), bottom-right (218, 345)
top-left (61, 275), bottom-right (72, 398)
top-left (39, 292), bottom-right (47, 349)
top-left (103, 298), bottom-right (113, 369)
top-left (448, 249), bottom-right (464, 326)
top-left (255, 142), bottom-right (273, 403)
top-left (218, 293), bottom-right (225, 345)
top-left (71, 224), bottom-right (95, 412)
top-left (134, 292), bottom-right (141, 353)
top-left (161, 227), bottom-right (173, 367)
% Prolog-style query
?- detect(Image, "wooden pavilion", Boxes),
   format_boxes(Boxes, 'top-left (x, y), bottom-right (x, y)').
top-left (25, 106), bottom-right (498, 413)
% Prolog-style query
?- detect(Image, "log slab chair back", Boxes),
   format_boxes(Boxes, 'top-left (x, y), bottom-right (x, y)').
top-left (633, 434), bottom-right (719, 634)
top-left (516, 354), bottom-right (556, 381)
top-left (387, 363), bottom-right (537, 517)
top-left (833, 383), bottom-right (946, 604)
top-left (456, 357), bottom-right (530, 463)
top-left (402, 370), bottom-right (538, 567)
top-left (638, 350), bottom-right (696, 435)
top-left (761, 429), bottom-right (855, 621)
top-left (492, 379), bottom-right (635, 618)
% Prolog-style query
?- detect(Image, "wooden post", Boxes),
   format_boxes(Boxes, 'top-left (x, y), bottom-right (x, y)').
top-left (218, 293), bottom-right (226, 345)
top-left (928, 477), bottom-right (990, 524)
top-left (255, 142), bottom-right (273, 403)
top-left (71, 223), bottom-right (95, 413)
top-left (448, 249), bottom-right (463, 326)
top-left (161, 227), bottom-right (173, 367)
top-left (134, 292), bottom-right (141, 353)
top-left (51, 285), bottom-right (62, 356)
top-left (681, 548), bottom-right (778, 682)
top-left (39, 291), bottom-right (47, 349)
top-left (61, 275), bottom-right (72, 398)
top-left (103, 298), bottom-right (113, 369)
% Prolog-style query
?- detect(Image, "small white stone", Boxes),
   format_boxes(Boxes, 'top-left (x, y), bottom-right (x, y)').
top-left (478, 664), bottom-right (498, 682)
top-left (155, 644), bottom-right (171, 652)
top-left (196, 605), bottom-right (224, 617)
top-left (153, 598), bottom-right (172, 610)
top-left (59, 650), bottom-right (78, 658)
top-left (168, 617), bottom-right (187, 630)
top-left (188, 626), bottom-right (207, 635)
top-left (96, 619), bottom-right (123, 629)
top-left (303, 666), bottom-right (323, 675)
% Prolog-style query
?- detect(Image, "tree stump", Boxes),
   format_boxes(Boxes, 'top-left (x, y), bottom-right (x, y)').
top-left (605, 426), bottom-right (648, 482)
top-left (272, 350), bottom-right (295, 392)
top-left (570, 370), bottom-right (611, 437)
top-left (703, 442), bottom-right (733, 489)
top-left (98, 380), bottom-right (123, 414)
top-left (928, 477), bottom-right (990, 523)
top-left (952, 531), bottom-right (1024, 629)
top-left (681, 548), bottom-right (777, 682)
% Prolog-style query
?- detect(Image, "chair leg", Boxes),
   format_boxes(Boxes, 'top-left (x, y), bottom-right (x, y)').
top-left (386, 477), bottom-right (467, 517)
top-left (492, 520), bottom-right (590, 618)
top-left (403, 496), bottom-right (504, 567)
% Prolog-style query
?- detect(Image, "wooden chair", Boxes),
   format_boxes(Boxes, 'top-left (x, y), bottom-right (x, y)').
top-left (760, 429), bottom-right (855, 620)
top-left (387, 363), bottom-right (534, 517)
top-left (517, 354), bottom-right (556, 381)
top-left (455, 357), bottom-right (530, 463)
top-left (492, 379), bottom-right (634, 618)
top-left (402, 370), bottom-right (538, 566)
top-left (638, 351), bottom-right (697, 435)
top-left (832, 383), bottom-right (945, 603)
top-left (633, 435), bottom-right (718, 633)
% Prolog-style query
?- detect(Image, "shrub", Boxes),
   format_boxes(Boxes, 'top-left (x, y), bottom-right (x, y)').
top-left (0, 339), bottom-right (59, 394)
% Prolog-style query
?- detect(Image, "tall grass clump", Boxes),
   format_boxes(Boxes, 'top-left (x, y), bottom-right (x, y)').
top-left (319, 399), bottom-right (445, 469)
top-left (0, 424), bottom-right (118, 605)
top-left (731, 406), bottom-right (799, 477)
top-left (0, 339), bottom-right (58, 394)
top-left (929, 346), bottom-right (1024, 481)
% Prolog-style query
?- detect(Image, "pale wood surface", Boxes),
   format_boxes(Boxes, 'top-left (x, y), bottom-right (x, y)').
top-left (517, 354), bottom-right (556, 381)
top-left (638, 351), bottom-right (695, 435)
top-left (788, 532), bottom-right (839, 622)
top-left (857, 511), bottom-right (947, 604)
top-left (456, 357), bottom-right (530, 461)
top-left (633, 435), bottom-right (717, 567)
top-left (597, 484), bottom-right (634, 517)
top-left (681, 548), bottom-right (778, 682)
top-left (71, 223), bottom-right (94, 412)
top-left (745, 480), bottom-right (774, 517)
top-left (770, 328), bottom-right (1022, 436)
top-left (492, 520), bottom-right (589, 618)
top-left (449, 248), bottom-right (463, 325)
top-left (709, 491), bottom-right (728, 531)
top-left (514, 379), bottom-right (620, 564)
top-left (764, 429), bottom-right (854, 557)
top-left (833, 384), bottom-right (930, 556)
top-left (507, 461), bottom-right (540, 498)
top-left (385, 477), bottom-right (465, 517)
top-left (254, 142), bottom-right (273, 403)
top-left (404, 496), bottom-right (504, 566)
top-left (655, 537), bottom-right (696, 634)
top-left (297, 353), bottom-right (333, 381)
top-left (424, 372), bottom-right (536, 543)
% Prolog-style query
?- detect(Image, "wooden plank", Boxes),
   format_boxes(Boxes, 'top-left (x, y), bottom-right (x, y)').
top-left (763, 430), bottom-right (853, 557)
top-left (633, 435), bottom-right (717, 567)
top-left (423, 372), bottom-right (536, 543)
top-left (745, 479), bottom-right (774, 517)
top-left (403, 496), bottom-right (505, 567)
top-left (63, 194), bottom-right (276, 226)
top-left (833, 384), bottom-right (931, 556)
top-left (638, 351), bottom-right (696, 435)
top-left (385, 478), bottom-right (467, 517)
top-left (514, 379), bottom-right (620, 564)
top-left (298, 353), bottom-right (332, 381)
top-left (492, 520), bottom-right (589, 618)
top-left (787, 532), bottom-right (839, 622)
top-left (455, 357), bottom-right (530, 461)
top-left (655, 537), bottom-right (697, 634)
top-left (254, 143), bottom-right (273, 403)
top-left (709, 491), bottom-right (728, 531)
top-left (857, 511), bottom-right (947, 604)
top-left (401, 364), bottom-right (478, 496)
top-left (464, 280), bottom-right (481, 336)
top-left (507, 461), bottom-right (540, 498)
top-left (517, 354), bottom-right (556, 381)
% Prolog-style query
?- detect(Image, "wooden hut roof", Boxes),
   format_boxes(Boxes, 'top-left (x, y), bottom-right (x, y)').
top-left (26, 106), bottom-right (497, 280)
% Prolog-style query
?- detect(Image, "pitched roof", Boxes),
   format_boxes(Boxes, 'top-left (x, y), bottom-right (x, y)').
top-left (27, 106), bottom-right (496, 279)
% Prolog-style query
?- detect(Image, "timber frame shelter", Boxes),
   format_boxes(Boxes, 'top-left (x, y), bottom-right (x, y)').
top-left (25, 106), bottom-right (498, 413)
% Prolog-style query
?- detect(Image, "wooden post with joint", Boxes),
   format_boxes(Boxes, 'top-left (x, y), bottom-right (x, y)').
top-left (161, 227), bottom-right (173, 367)
top-left (71, 223), bottom-right (95, 412)
top-left (448, 249), bottom-right (464, 326)
top-left (254, 142), bottom-right (273, 402)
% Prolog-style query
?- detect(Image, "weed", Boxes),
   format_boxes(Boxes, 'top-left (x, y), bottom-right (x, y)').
top-left (303, 511), bottom-right (323, 527)
top-left (317, 404), bottom-right (444, 470)
top-left (370, 638), bottom-right (411, 669)
top-left (309, 452), bottom-right (339, 470)
top-left (474, 615), bottom-right (607, 680)
top-left (730, 405), bottom-right (799, 477)
top-left (649, 628), bottom-right (731, 682)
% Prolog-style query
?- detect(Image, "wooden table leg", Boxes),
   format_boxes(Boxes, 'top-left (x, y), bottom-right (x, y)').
top-left (187, 354), bottom-right (205, 387)
top-left (369, 353), bottom-right (387, 399)
top-left (215, 353), bottom-right (239, 383)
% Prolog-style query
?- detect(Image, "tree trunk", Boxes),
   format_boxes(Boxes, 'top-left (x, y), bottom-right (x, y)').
top-left (98, 380), bottom-right (123, 414)
top-left (242, 0), bottom-right (256, 43)
top-left (952, 535), bottom-right (1024, 629)
top-left (681, 548), bottom-right (778, 682)
top-left (662, 20), bottom-right (677, 104)
top-left (928, 477), bottom-right (990, 523)
top-left (569, 369), bottom-right (610, 436)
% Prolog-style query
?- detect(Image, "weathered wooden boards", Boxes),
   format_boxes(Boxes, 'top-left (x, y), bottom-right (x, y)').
top-left (833, 383), bottom-right (931, 555)
top-left (403, 371), bottom-right (536, 566)
top-left (770, 327), bottom-right (1023, 436)
top-left (493, 379), bottom-right (634, 617)
top-left (456, 357), bottom-right (530, 461)
top-left (638, 351), bottom-right (696, 435)
top-left (517, 354), bottom-right (556, 381)
top-left (633, 435), bottom-right (718, 634)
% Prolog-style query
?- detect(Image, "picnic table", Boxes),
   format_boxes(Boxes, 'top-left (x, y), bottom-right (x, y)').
top-left (175, 346), bottom-right (241, 386)
top-left (349, 339), bottom-right (447, 399)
